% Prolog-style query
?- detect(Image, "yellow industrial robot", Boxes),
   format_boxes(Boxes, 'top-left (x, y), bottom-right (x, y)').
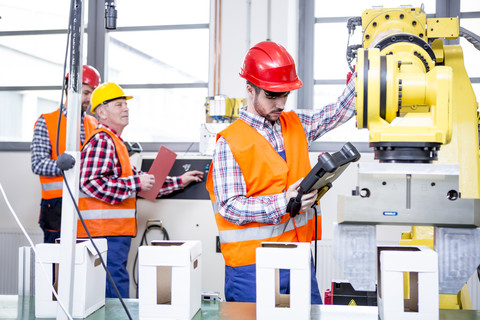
top-left (334, 5), bottom-right (480, 312)
top-left (355, 6), bottom-right (479, 189)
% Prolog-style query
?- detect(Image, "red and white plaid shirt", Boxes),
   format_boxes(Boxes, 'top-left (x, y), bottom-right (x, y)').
top-left (80, 124), bottom-right (182, 205)
top-left (212, 76), bottom-right (357, 225)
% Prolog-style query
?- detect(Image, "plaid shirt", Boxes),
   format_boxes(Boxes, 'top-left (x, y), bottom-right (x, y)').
top-left (80, 124), bottom-right (182, 205)
top-left (212, 76), bottom-right (356, 225)
top-left (31, 108), bottom-right (87, 177)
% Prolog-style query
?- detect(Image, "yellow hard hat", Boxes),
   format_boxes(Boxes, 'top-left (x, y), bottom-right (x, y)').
top-left (91, 82), bottom-right (133, 114)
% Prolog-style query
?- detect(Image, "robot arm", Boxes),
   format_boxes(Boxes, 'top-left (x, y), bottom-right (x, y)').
top-left (353, 7), bottom-right (461, 163)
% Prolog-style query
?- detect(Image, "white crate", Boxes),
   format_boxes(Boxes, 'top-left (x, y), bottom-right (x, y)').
top-left (378, 246), bottom-right (439, 320)
top-left (256, 242), bottom-right (311, 320)
top-left (139, 240), bottom-right (202, 320)
top-left (34, 239), bottom-right (107, 318)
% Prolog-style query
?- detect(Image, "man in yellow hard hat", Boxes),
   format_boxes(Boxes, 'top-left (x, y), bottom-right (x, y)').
top-left (78, 82), bottom-right (203, 298)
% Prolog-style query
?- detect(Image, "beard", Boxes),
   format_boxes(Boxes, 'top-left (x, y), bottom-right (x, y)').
top-left (253, 95), bottom-right (283, 122)
top-left (82, 102), bottom-right (90, 113)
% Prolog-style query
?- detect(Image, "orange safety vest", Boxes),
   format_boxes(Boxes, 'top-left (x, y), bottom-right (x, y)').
top-left (37, 109), bottom-right (97, 200)
top-left (206, 112), bottom-right (322, 267)
top-left (77, 127), bottom-right (137, 238)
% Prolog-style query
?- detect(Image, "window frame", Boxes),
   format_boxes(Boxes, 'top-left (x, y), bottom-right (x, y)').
top-left (0, 0), bottom-right (210, 151)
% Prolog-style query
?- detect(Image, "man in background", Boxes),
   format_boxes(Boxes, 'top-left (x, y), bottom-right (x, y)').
top-left (78, 82), bottom-right (203, 298)
top-left (31, 65), bottom-right (100, 243)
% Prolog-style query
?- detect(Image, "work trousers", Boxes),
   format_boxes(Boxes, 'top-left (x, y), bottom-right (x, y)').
top-left (39, 198), bottom-right (62, 243)
top-left (105, 236), bottom-right (131, 298)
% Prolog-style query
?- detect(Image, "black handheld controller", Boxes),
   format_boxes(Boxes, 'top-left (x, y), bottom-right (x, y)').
top-left (287, 142), bottom-right (361, 218)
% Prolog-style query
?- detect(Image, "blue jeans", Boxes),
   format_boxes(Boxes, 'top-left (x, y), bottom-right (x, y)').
top-left (105, 236), bottom-right (131, 298)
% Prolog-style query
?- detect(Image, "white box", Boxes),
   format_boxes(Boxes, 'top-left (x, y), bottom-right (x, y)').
top-left (139, 240), bottom-right (202, 320)
top-left (377, 246), bottom-right (439, 320)
top-left (34, 239), bottom-right (107, 318)
top-left (256, 242), bottom-right (311, 320)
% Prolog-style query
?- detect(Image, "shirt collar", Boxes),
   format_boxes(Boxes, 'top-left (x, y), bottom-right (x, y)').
top-left (239, 107), bottom-right (279, 130)
top-left (97, 123), bottom-right (123, 141)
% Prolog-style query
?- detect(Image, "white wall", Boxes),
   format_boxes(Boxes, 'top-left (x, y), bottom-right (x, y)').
top-left (0, 152), bottom-right (41, 231)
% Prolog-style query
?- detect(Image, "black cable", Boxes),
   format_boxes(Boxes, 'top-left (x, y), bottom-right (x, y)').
top-left (345, 16), bottom-right (362, 73)
top-left (61, 171), bottom-right (133, 320)
top-left (288, 194), bottom-right (318, 273)
top-left (132, 223), bottom-right (170, 297)
top-left (459, 26), bottom-right (480, 52)
top-left (313, 205), bottom-right (318, 274)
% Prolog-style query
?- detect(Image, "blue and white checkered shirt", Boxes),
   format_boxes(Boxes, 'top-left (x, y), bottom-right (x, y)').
top-left (211, 77), bottom-right (356, 225)
top-left (31, 108), bottom-right (88, 177)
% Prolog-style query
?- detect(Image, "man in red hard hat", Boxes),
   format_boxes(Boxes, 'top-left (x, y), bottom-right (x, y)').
top-left (31, 65), bottom-right (101, 243)
top-left (207, 41), bottom-right (356, 303)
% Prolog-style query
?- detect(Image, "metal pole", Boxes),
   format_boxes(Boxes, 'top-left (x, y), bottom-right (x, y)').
top-left (87, 0), bottom-right (107, 82)
top-left (266, 0), bottom-right (271, 41)
top-left (297, 0), bottom-right (315, 109)
top-left (57, 0), bottom-right (84, 318)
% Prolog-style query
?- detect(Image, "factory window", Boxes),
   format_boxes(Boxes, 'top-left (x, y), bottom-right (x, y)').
top-left (0, 0), bottom-right (77, 31)
top-left (0, 0), bottom-right (209, 144)
top-left (460, 17), bottom-right (480, 79)
top-left (313, 0), bottom-right (480, 142)
top-left (0, 0), bottom-right (81, 142)
top-left (106, 0), bottom-right (210, 143)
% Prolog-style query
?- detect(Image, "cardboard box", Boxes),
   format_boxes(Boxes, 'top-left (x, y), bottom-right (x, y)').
top-left (34, 239), bottom-right (107, 318)
top-left (139, 240), bottom-right (202, 320)
top-left (377, 246), bottom-right (439, 320)
top-left (256, 242), bottom-right (311, 320)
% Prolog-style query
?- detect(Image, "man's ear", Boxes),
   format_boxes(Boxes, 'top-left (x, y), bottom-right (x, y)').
top-left (95, 105), bottom-right (107, 120)
top-left (246, 84), bottom-right (255, 97)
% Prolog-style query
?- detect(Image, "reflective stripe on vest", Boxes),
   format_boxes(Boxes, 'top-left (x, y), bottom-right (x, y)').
top-left (41, 181), bottom-right (63, 191)
top-left (77, 128), bottom-right (137, 238)
top-left (218, 208), bottom-right (314, 243)
top-left (78, 192), bottom-right (136, 220)
top-left (37, 110), bottom-right (98, 200)
top-left (79, 209), bottom-right (136, 220)
top-left (206, 112), bottom-right (321, 267)
top-left (210, 202), bottom-right (320, 243)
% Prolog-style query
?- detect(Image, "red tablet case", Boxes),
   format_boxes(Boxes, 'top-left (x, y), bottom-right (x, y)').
top-left (137, 146), bottom-right (177, 201)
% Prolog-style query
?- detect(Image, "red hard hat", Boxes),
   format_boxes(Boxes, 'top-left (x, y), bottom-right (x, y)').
top-left (65, 65), bottom-right (101, 89)
top-left (239, 41), bottom-right (302, 92)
